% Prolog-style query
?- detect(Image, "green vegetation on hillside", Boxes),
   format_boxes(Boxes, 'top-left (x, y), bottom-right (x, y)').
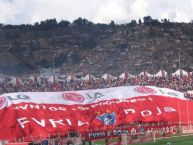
top-left (0, 16), bottom-right (193, 75)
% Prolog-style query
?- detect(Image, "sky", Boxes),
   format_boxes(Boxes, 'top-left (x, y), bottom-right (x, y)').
top-left (0, 0), bottom-right (193, 25)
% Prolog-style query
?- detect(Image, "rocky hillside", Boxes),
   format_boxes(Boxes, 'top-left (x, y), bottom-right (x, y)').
top-left (0, 16), bottom-right (193, 76)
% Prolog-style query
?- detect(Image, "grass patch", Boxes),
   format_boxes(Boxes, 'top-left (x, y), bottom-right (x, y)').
top-left (132, 135), bottom-right (193, 145)
top-left (84, 135), bottom-right (193, 145)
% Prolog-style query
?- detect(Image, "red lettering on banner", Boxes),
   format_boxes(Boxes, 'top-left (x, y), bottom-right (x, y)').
top-left (124, 106), bottom-right (176, 116)
top-left (17, 118), bottom-right (67, 128)
top-left (124, 109), bottom-right (135, 114)
top-left (78, 120), bottom-right (89, 126)
top-left (156, 107), bottom-right (162, 115)
top-left (164, 107), bottom-right (176, 112)
top-left (29, 104), bottom-right (40, 109)
top-left (17, 118), bottom-right (30, 129)
top-left (134, 86), bottom-right (157, 94)
top-left (17, 117), bottom-right (89, 129)
top-left (13, 104), bottom-right (67, 111)
top-left (15, 104), bottom-right (28, 110)
top-left (49, 119), bottom-right (65, 128)
top-left (66, 119), bottom-right (72, 125)
top-left (141, 110), bottom-right (152, 117)
top-left (0, 97), bottom-right (7, 109)
top-left (31, 118), bottom-right (46, 127)
top-left (62, 92), bottom-right (84, 103)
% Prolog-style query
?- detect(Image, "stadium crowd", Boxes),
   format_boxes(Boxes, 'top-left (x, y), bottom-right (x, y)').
top-left (0, 74), bottom-right (193, 99)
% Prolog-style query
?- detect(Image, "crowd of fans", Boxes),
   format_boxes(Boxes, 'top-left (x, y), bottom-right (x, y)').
top-left (0, 74), bottom-right (193, 99)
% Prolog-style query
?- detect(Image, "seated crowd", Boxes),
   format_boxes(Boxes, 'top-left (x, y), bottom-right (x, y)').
top-left (0, 74), bottom-right (192, 99)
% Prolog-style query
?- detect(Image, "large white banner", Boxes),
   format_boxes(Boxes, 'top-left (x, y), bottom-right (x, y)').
top-left (1, 86), bottom-right (185, 108)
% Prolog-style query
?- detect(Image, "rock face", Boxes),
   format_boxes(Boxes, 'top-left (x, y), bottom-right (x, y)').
top-left (0, 18), bottom-right (193, 75)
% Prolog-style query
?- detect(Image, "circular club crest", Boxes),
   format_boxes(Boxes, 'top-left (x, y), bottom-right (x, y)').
top-left (0, 97), bottom-right (7, 109)
top-left (134, 86), bottom-right (157, 94)
top-left (62, 92), bottom-right (84, 103)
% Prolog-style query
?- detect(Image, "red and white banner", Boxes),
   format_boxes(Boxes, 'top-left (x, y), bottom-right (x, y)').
top-left (0, 86), bottom-right (192, 140)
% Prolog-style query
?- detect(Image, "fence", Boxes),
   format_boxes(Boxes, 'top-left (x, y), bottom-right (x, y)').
top-left (1, 122), bottom-right (193, 145)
